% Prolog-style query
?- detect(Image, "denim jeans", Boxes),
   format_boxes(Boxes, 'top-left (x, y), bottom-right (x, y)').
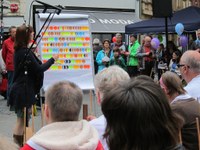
top-left (7, 71), bottom-right (14, 104)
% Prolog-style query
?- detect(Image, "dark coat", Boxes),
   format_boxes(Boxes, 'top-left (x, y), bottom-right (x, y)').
top-left (171, 98), bottom-right (200, 150)
top-left (9, 48), bottom-right (54, 109)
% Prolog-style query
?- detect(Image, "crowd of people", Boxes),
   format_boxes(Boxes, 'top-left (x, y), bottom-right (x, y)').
top-left (93, 32), bottom-right (200, 80)
top-left (0, 25), bottom-right (200, 150)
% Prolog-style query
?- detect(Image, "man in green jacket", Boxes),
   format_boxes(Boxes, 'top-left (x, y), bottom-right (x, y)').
top-left (127, 34), bottom-right (140, 77)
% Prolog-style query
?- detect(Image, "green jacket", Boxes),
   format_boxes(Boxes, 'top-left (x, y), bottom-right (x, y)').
top-left (109, 57), bottom-right (127, 71)
top-left (127, 40), bottom-right (140, 66)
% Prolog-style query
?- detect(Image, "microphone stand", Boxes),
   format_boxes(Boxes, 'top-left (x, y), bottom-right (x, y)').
top-left (23, 6), bottom-right (61, 127)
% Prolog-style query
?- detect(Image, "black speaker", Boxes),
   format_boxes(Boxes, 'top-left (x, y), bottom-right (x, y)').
top-left (152, 0), bottom-right (172, 17)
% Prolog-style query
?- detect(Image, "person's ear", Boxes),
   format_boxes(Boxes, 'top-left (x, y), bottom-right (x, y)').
top-left (97, 91), bottom-right (102, 105)
top-left (182, 65), bottom-right (189, 74)
top-left (164, 87), bottom-right (169, 95)
top-left (44, 104), bottom-right (50, 123)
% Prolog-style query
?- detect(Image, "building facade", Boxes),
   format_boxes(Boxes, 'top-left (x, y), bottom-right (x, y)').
top-left (1, 0), bottom-right (137, 29)
top-left (140, 0), bottom-right (199, 19)
top-left (0, 0), bottom-right (140, 44)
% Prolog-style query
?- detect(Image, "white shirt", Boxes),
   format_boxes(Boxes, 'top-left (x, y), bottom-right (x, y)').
top-left (171, 93), bottom-right (192, 104)
top-left (0, 50), bottom-right (6, 72)
top-left (184, 74), bottom-right (200, 103)
top-left (89, 115), bottom-right (108, 150)
top-left (0, 50), bottom-right (6, 84)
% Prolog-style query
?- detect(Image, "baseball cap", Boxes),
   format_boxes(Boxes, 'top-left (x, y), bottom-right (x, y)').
top-left (93, 38), bottom-right (100, 44)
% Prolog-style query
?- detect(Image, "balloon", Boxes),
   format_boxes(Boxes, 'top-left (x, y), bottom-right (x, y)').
top-left (179, 35), bottom-right (188, 47)
top-left (151, 38), bottom-right (160, 49)
top-left (175, 23), bottom-right (184, 36)
top-left (158, 34), bottom-right (163, 42)
top-left (112, 36), bottom-right (116, 43)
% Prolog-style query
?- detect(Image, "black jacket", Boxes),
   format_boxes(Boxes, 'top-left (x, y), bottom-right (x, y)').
top-left (9, 48), bottom-right (54, 109)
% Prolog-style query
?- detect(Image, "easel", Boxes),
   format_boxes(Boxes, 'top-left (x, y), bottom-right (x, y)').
top-left (196, 117), bottom-right (200, 150)
top-left (83, 89), bottom-right (94, 119)
top-left (23, 106), bottom-right (35, 144)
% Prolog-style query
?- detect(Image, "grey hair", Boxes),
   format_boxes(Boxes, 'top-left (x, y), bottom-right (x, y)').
top-left (184, 52), bottom-right (200, 73)
top-left (9, 26), bottom-right (16, 33)
top-left (45, 81), bottom-right (83, 122)
top-left (94, 65), bottom-right (130, 95)
top-left (115, 33), bottom-right (122, 37)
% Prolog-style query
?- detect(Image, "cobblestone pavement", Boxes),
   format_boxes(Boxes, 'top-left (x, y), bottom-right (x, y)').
top-left (0, 96), bottom-right (42, 139)
top-left (0, 96), bottom-right (17, 139)
top-left (0, 91), bottom-right (102, 139)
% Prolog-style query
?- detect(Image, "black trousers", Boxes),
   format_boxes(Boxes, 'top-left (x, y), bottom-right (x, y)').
top-left (141, 61), bottom-right (154, 78)
top-left (127, 66), bottom-right (139, 78)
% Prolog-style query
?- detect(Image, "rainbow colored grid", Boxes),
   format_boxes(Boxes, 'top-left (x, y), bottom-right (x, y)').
top-left (41, 25), bottom-right (91, 70)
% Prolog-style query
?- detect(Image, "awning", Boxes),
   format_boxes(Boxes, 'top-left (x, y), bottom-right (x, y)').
top-left (125, 6), bottom-right (200, 34)
top-left (3, 16), bottom-right (25, 32)
top-left (82, 11), bottom-right (140, 33)
top-left (36, 9), bottom-right (140, 33)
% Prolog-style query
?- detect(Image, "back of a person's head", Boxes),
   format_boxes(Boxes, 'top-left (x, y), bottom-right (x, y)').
top-left (113, 46), bottom-right (120, 53)
top-left (0, 136), bottom-right (19, 150)
top-left (102, 77), bottom-right (181, 150)
top-left (45, 81), bottom-right (83, 122)
top-left (181, 50), bottom-right (200, 73)
top-left (161, 71), bottom-right (185, 96)
top-left (159, 43), bottom-right (164, 49)
top-left (94, 65), bottom-right (130, 95)
top-left (14, 24), bottom-right (30, 51)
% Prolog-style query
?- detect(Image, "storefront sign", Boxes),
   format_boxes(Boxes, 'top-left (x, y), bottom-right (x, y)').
top-left (89, 18), bottom-right (134, 25)
top-left (10, 3), bottom-right (19, 13)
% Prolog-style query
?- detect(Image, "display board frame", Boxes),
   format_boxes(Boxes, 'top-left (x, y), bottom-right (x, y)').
top-left (35, 13), bottom-right (95, 90)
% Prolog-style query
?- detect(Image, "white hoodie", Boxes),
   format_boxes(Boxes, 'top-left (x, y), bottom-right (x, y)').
top-left (26, 120), bottom-right (99, 150)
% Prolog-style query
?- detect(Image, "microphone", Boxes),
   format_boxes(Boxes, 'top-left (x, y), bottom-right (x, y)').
top-left (35, 0), bottom-right (62, 15)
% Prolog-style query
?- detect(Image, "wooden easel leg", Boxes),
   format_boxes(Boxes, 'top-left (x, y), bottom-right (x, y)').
top-left (31, 106), bottom-right (34, 133)
top-left (196, 118), bottom-right (200, 150)
top-left (83, 104), bottom-right (88, 120)
top-left (23, 107), bottom-right (26, 145)
top-left (89, 90), bottom-right (93, 115)
top-left (41, 104), bottom-right (45, 127)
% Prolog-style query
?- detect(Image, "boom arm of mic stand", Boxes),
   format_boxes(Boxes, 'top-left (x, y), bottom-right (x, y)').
top-left (25, 13), bottom-right (52, 60)
top-left (24, 13), bottom-right (53, 126)
top-left (35, 0), bottom-right (62, 15)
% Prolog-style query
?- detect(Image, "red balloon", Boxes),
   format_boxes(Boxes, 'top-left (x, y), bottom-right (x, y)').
top-left (112, 36), bottom-right (116, 43)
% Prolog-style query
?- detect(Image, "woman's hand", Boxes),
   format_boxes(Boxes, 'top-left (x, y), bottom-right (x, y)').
top-left (53, 54), bottom-right (59, 61)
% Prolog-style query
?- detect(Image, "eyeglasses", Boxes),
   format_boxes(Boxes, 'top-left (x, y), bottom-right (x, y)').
top-left (177, 64), bottom-right (185, 68)
top-left (177, 64), bottom-right (190, 68)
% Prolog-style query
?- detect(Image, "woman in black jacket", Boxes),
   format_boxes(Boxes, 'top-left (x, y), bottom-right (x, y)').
top-left (10, 24), bottom-right (58, 146)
